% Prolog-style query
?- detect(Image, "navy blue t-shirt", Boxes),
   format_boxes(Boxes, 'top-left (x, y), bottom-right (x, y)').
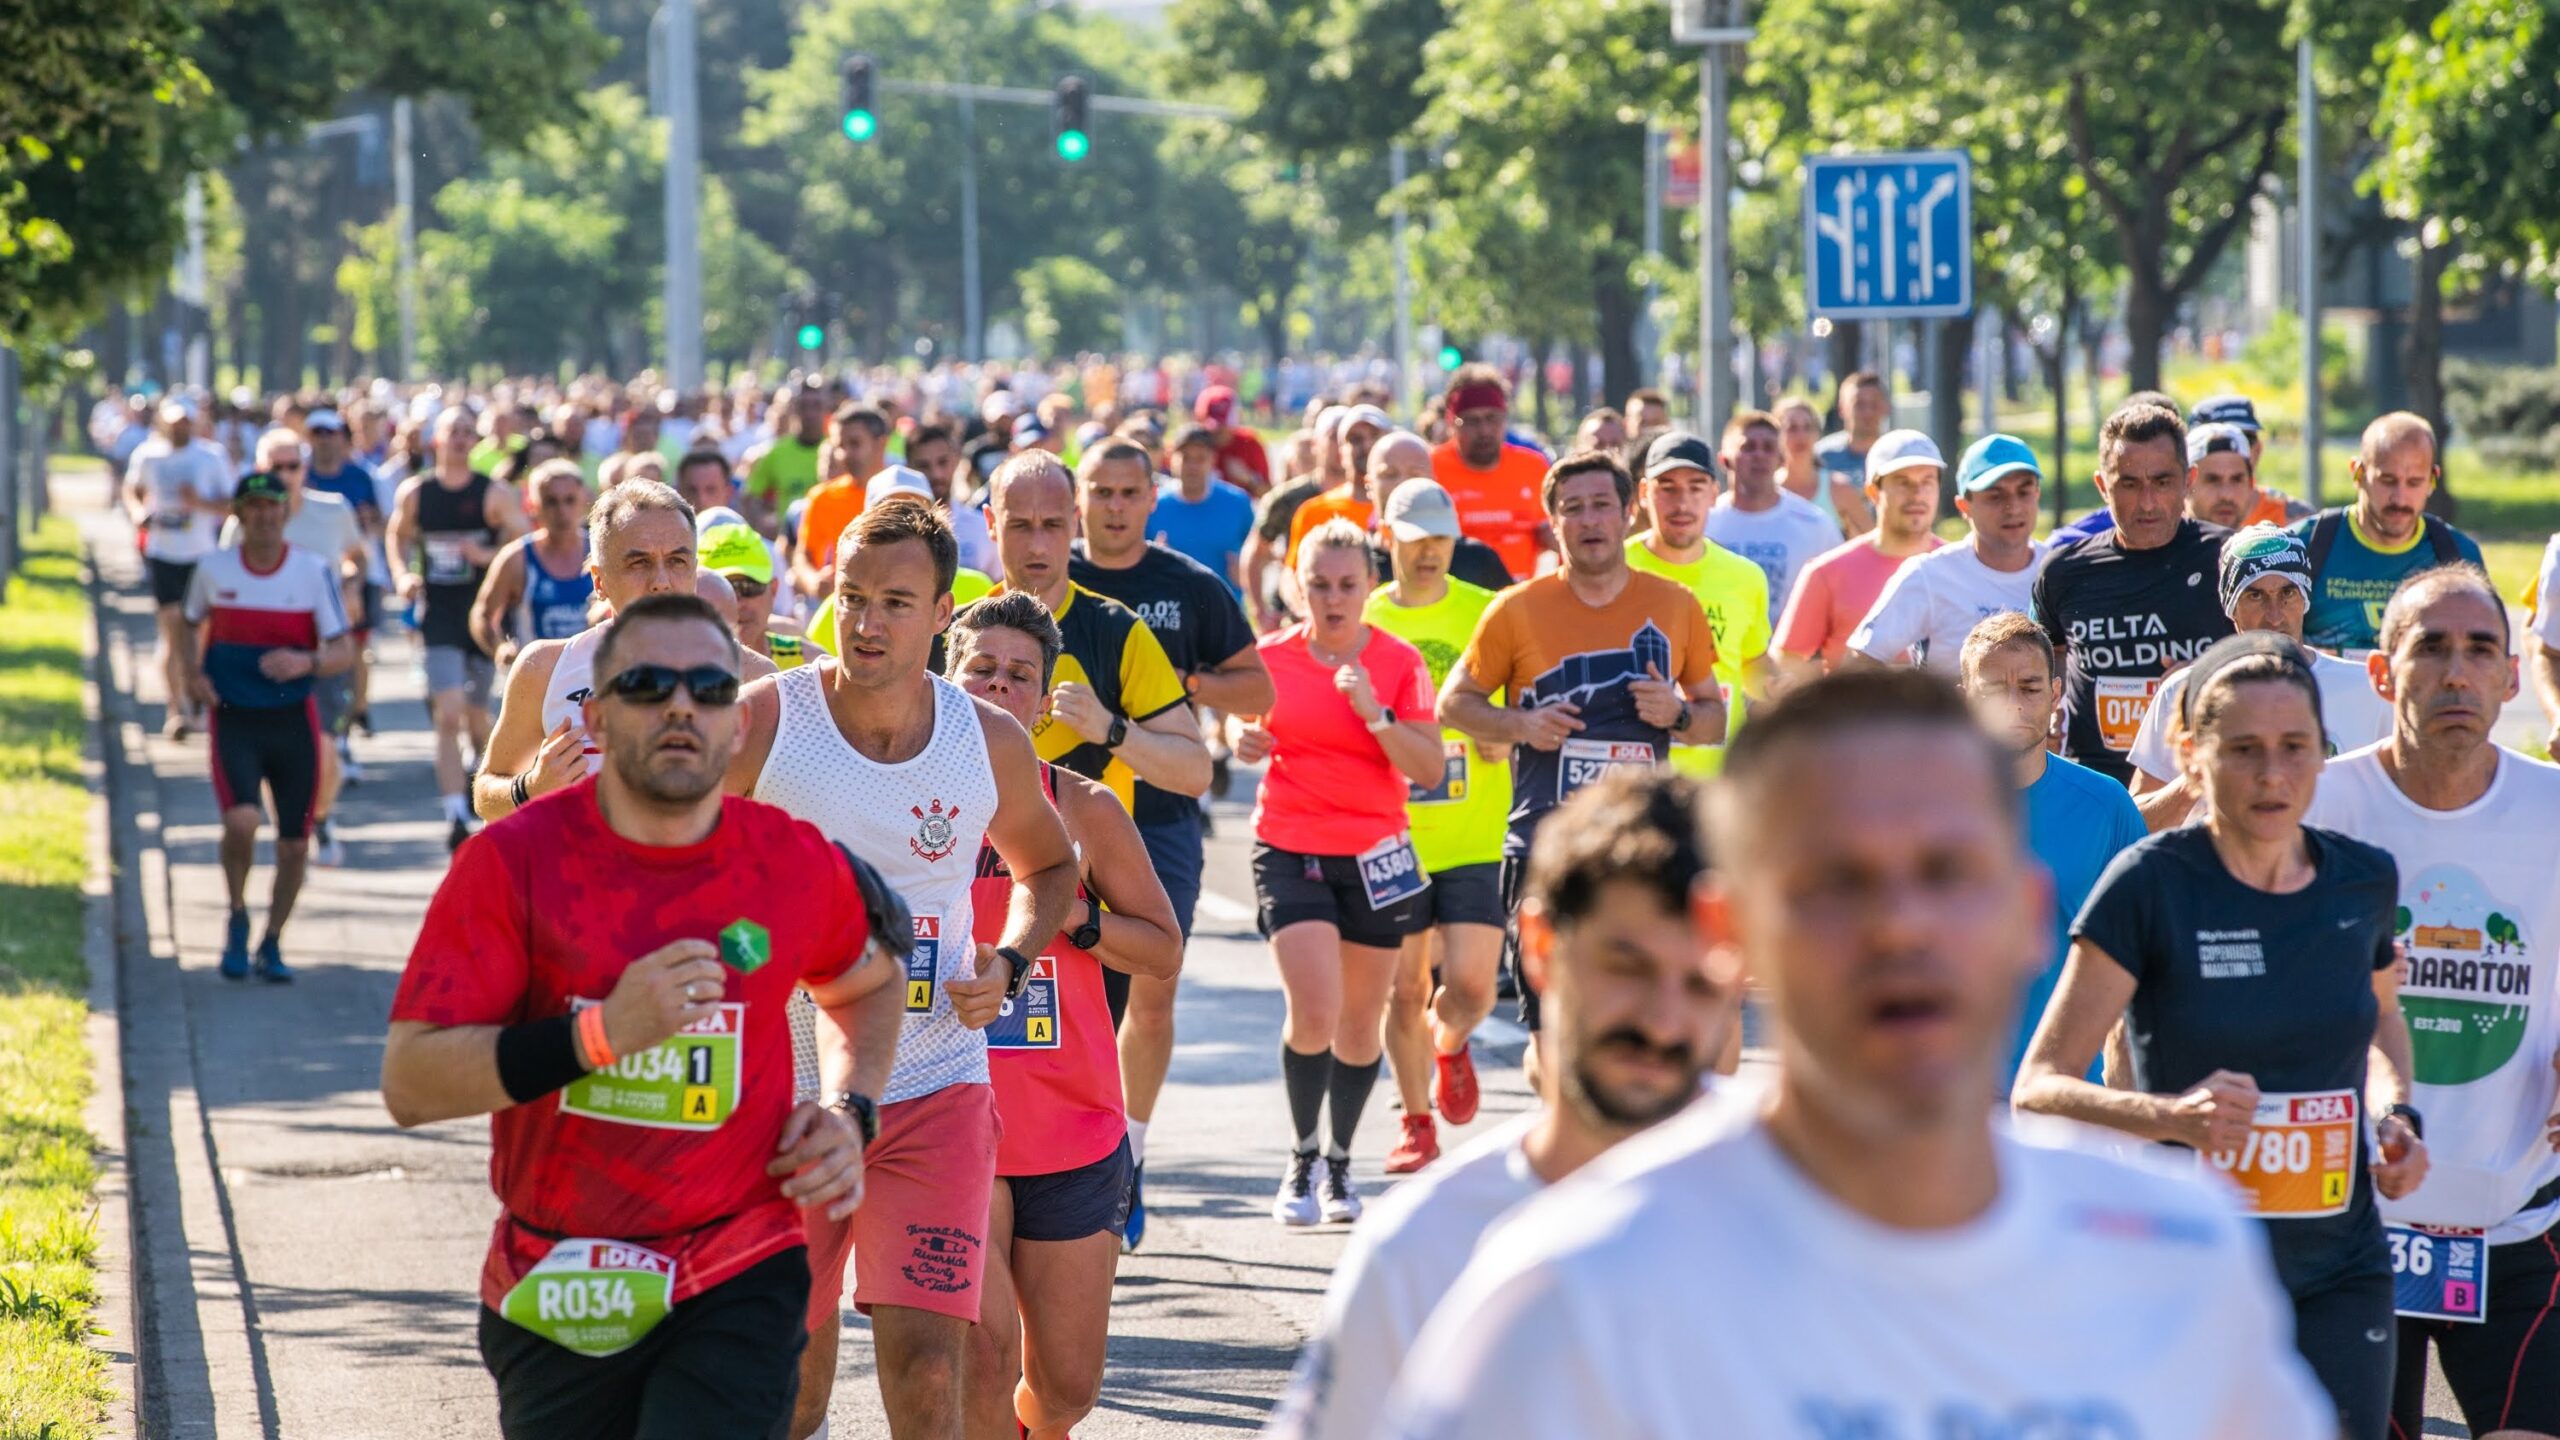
top-left (2073, 824), bottom-right (2398, 1294)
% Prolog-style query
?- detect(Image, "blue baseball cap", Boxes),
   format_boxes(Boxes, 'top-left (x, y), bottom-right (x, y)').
top-left (1955, 434), bottom-right (2042, 493)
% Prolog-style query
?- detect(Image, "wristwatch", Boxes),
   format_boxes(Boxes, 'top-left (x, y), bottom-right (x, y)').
top-left (2380, 1102), bottom-right (2424, 1140)
top-left (1104, 713), bottom-right (1130, 750)
top-left (827, 1090), bottom-right (880, 1146)
top-left (1067, 896), bottom-right (1104, 952)
top-left (998, 945), bottom-right (1036, 1000)
top-left (1672, 700), bottom-right (1695, 738)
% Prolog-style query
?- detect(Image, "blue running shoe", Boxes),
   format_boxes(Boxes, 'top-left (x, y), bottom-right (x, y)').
top-left (1121, 1161), bottom-right (1147, 1254)
top-left (252, 933), bottom-right (295, 985)
top-left (219, 909), bottom-right (250, 980)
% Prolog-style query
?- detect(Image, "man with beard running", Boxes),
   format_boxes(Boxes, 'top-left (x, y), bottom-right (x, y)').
top-left (1269, 769), bottom-right (1740, 1439)
top-left (382, 593), bottom-right (898, 1440)
top-left (477, 482), bottom-right (699, 822)
top-left (726, 497), bottom-right (1079, 1440)
top-left (1385, 670), bottom-right (2332, 1438)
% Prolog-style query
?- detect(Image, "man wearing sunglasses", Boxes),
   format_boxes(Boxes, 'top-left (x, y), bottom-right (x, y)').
top-left (476, 481), bottom-right (699, 823)
top-left (386, 591), bottom-right (907, 1440)
top-left (725, 497), bottom-right (1079, 1440)
top-left (699, 516), bottom-right (812, 672)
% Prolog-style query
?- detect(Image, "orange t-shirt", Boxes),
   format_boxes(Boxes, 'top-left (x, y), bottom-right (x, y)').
top-left (1286, 491), bottom-right (1375, 565)
top-left (1431, 440), bottom-right (1551, 577)
top-left (797, 476), bottom-right (869, 568)
top-left (2242, 491), bottom-right (2291, 528)
top-left (1459, 571), bottom-right (1717, 828)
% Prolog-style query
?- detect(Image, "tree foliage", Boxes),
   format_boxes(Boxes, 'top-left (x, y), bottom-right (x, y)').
top-left (2369, 0), bottom-right (2560, 278)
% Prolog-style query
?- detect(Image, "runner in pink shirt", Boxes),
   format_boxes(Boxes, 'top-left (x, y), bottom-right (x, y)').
top-left (942, 591), bottom-right (1182, 1440)
top-left (1774, 429), bottom-right (1946, 681)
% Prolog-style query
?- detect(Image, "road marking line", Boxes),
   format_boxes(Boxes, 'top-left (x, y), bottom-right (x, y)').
top-left (1195, 890), bottom-right (1256, 928)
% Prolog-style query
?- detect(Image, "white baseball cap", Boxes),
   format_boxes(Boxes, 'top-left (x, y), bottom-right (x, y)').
top-left (159, 397), bottom-right (198, 424)
top-left (1383, 479), bottom-right (1462, 541)
top-left (1340, 403), bottom-right (1393, 436)
top-left (864, 465), bottom-right (935, 510)
top-left (981, 390), bottom-right (1025, 423)
top-left (1864, 428), bottom-right (1946, 484)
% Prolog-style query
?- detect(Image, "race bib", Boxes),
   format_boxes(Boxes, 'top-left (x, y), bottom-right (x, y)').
top-left (1557, 737), bottom-right (1654, 802)
top-left (986, 954), bottom-right (1061, 1050)
top-left (422, 534), bottom-right (475, 585)
top-left (1356, 831), bottom-right (1431, 911)
top-left (2389, 1224), bottom-right (2488, 1324)
top-left (2094, 675), bottom-right (2160, 753)
top-left (2207, 1089), bottom-right (2358, 1218)
top-left (497, 1237), bottom-right (675, 1358)
top-left (1409, 740), bottom-right (1469, 806)
top-left (558, 1001), bottom-right (743, 1131)
top-left (904, 913), bottom-right (942, 1013)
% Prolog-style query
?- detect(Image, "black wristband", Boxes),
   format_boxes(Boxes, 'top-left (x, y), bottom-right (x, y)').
top-left (495, 1013), bottom-right (591, 1105)
top-left (510, 771), bottom-right (531, 810)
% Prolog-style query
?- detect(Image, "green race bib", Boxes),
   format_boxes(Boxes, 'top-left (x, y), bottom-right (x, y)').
top-left (559, 1001), bottom-right (743, 1131)
top-left (499, 1237), bottom-right (676, 1357)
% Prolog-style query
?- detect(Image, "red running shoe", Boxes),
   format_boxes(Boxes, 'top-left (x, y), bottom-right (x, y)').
top-left (1433, 1046), bottom-right (1481, 1125)
top-left (1383, 1113), bottom-right (1439, 1175)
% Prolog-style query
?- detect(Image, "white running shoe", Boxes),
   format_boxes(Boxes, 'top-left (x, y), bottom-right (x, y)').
top-left (1320, 1153), bottom-right (1364, 1225)
top-left (1272, 1150), bottom-right (1324, 1227)
top-left (312, 821), bottom-right (345, 868)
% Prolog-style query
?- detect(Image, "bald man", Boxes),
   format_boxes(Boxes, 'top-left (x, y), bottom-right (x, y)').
top-left (2287, 411), bottom-right (2485, 652)
top-left (1367, 430), bottom-right (1514, 593)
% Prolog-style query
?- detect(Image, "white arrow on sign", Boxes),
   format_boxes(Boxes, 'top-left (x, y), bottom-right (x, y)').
top-left (1813, 175), bottom-right (1859, 298)
top-left (1875, 173), bottom-right (1900, 301)
top-left (1913, 171), bottom-right (1957, 299)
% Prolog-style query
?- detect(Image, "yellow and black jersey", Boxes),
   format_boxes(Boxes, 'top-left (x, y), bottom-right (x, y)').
top-left (1033, 583), bottom-right (1189, 811)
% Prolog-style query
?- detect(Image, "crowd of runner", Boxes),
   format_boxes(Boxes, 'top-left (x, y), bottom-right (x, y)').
top-left (102, 351), bottom-right (2560, 1438)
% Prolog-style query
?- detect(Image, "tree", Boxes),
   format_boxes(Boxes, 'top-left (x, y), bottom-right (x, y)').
top-left (1405, 0), bottom-right (1689, 402)
top-left (1929, 0), bottom-right (2297, 392)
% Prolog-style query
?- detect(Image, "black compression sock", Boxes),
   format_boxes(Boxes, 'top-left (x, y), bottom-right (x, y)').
top-left (1325, 1055), bottom-right (1382, 1161)
top-left (1281, 1044), bottom-right (1332, 1154)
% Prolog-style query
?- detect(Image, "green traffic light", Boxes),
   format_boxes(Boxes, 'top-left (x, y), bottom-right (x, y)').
top-left (1437, 345), bottom-right (1462, 369)
top-left (1055, 129), bottom-right (1089, 163)
top-left (842, 109), bottom-right (876, 142)
top-left (796, 324), bottom-right (824, 351)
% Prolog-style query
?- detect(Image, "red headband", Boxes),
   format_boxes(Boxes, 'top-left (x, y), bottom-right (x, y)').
top-left (1449, 381), bottom-right (1507, 417)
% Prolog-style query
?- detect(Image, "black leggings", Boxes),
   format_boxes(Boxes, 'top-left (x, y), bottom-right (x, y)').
top-left (2391, 1225), bottom-right (2560, 1439)
top-left (2294, 1265), bottom-right (2396, 1440)
top-left (478, 1247), bottom-right (810, 1440)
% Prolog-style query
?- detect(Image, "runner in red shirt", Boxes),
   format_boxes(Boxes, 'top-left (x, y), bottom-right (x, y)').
top-left (383, 592), bottom-right (904, 1440)
top-left (1195, 384), bottom-right (1271, 497)
top-left (940, 593), bottom-right (1182, 1440)
top-left (1239, 519), bottom-right (1447, 1228)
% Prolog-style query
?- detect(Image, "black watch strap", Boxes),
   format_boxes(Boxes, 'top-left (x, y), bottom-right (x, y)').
top-left (828, 1090), bottom-right (879, 1145)
top-left (1104, 713), bottom-right (1130, 750)
top-left (998, 945), bottom-right (1036, 999)
top-left (2381, 1102), bottom-right (2423, 1140)
top-left (1068, 896), bottom-right (1103, 951)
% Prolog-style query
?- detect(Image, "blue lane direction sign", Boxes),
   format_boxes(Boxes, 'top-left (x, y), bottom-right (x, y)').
top-left (1803, 150), bottom-right (1973, 319)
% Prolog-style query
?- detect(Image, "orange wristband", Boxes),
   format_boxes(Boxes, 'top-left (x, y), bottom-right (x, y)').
top-left (575, 1005), bottom-right (616, 1070)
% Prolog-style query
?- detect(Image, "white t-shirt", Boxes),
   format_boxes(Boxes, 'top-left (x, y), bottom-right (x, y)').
top-left (128, 437), bottom-right (237, 563)
top-left (1850, 535), bottom-right (2049, 674)
top-left (2128, 647), bottom-right (2392, 783)
top-left (1267, 1113), bottom-right (1543, 1440)
top-left (2305, 744), bottom-right (2560, 1244)
top-left (220, 490), bottom-right (363, 571)
top-left (1706, 491), bottom-right (1842, 624)
top-left (1384, 1099), bottom-right (2331, 1440)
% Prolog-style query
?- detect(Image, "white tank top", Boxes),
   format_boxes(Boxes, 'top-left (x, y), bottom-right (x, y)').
top-left (757, 662), bottom-right (997, 1104)
top-left (538, 625), bottom-right (606, 777)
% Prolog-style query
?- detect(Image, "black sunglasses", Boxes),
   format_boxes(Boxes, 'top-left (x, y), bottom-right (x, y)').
top-left (601, 664), bottom-right (741, 707)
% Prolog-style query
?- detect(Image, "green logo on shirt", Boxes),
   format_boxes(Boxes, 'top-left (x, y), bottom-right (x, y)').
top-left (2397, 864), bottom-right (2533, 1085)
top-left (719, 918), bottom-right (771, 974)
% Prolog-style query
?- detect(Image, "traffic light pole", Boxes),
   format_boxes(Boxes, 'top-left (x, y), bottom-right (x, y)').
top-left (875, 77), bottom-right (1234, 122)
top-left (1676, 1), bottom-right (1751, 433)
top-left (659, 0), bottom-right (704, 389)
top-left (959, 71), bottom-right (984, 360)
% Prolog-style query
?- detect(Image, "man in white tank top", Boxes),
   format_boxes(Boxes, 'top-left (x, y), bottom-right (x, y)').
top-left (724, 496), bottom-right (1077, 1440)
top-left (474, 481), bottom-right (699, 822)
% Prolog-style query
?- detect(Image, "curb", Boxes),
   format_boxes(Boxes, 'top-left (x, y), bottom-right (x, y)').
top-left (80, 542), bottom-right (139, 1440)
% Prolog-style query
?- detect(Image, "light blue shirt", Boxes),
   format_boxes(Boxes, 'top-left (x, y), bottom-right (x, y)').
top-left (2010, 752), bottom-right (2148, 1084)
top-left (1149, 478), bottom-right (1256, 599)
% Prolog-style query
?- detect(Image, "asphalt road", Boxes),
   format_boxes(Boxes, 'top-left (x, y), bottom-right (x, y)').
top-left (81, 479), bottom-right (2509, 1438)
